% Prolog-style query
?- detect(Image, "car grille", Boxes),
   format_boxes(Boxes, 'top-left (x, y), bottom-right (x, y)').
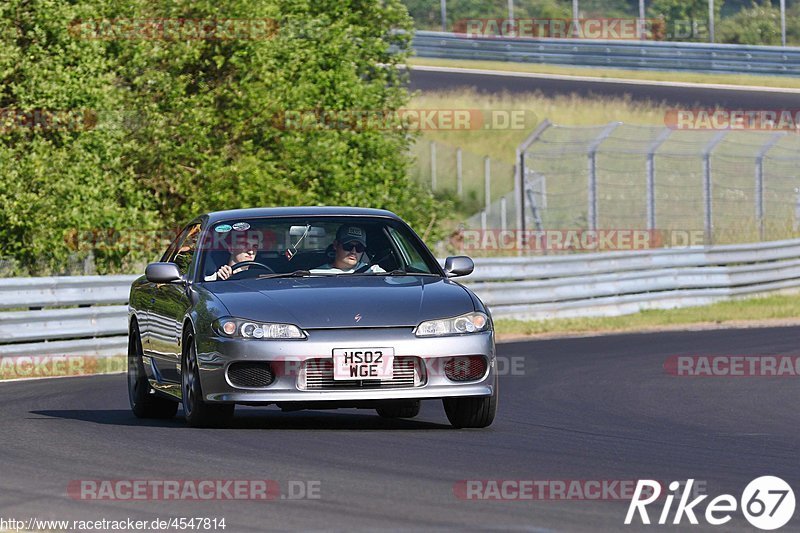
top-left (444, 356), bottom-right (488, 382)
top-left (300, 356), bottom-right (424, 390)
top-left (227, 362), bottom-right (275, 388)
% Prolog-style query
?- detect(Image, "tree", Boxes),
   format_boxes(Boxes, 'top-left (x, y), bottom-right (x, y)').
top-left (0, 0), bottom-right (445, 275)
top-left (718, 1), bottom-right (782, 45)
top-left (0, 0), bottom-right (160, 275)
top-left (648, 0), bottom-right (724, 41)
top-left (114, 0), bottom-right (446, 249)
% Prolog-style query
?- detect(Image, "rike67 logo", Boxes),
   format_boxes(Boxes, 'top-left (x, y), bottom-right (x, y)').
top-left (625, 477), bottom-right (795, 530)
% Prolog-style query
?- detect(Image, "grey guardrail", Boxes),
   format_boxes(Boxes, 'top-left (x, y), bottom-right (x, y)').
top-left (412, 31), bottom-right (800, 76)
top-left (2, 238), bottom-right (800, 357)
top-left (0, 275), bottom-right (137, 358)
top-left (457, 238), bottom-right (800, 319)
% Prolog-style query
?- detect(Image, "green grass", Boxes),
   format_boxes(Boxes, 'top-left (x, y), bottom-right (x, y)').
top-left (494, 293), bottom-right (800, 338)
top-left (410, 57), bottom-right (800, 90)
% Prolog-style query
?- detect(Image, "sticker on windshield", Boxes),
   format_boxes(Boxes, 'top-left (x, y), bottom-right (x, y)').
top-left (232, 222), bottom-right (251, 231)
top-left (215, 224), bottom-right (232, 233)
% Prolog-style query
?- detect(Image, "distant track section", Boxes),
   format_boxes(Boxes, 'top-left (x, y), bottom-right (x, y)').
top-left (409, 65), bottom-right (800, 108)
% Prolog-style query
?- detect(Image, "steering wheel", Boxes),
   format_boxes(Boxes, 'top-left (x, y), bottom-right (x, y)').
top-left (354, 251), bottom-right (393, 273)
top-left (228, 261), bottom-right (274, 278)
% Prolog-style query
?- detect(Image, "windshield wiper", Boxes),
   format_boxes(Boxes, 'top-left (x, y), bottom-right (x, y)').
top-left (373, 269), bottom-right (408, 276)
top-left (257, 270), bottom-right (312, 279)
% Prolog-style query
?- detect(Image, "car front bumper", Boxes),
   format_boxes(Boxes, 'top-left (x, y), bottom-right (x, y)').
top-left (195, 327), bottom-right (496, 404)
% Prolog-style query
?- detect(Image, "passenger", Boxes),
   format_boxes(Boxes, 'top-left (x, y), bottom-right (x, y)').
top-left (312, 224), bottom-right (385, 274)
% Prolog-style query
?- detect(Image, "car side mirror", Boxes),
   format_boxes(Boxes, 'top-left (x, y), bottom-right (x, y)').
top-left (145, 262), bottom-right (183, 284)
top-left (444, 256), bottom-right (474, 278)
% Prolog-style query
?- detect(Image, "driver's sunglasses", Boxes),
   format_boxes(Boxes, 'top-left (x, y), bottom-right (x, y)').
top-left (342, 242), bottom-right (365, 253)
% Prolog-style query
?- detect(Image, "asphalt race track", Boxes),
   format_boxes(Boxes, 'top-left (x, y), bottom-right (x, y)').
top-left (409, 66), bottom-right (800, 108)
top-left (1, 326), bottom-right (798, 531)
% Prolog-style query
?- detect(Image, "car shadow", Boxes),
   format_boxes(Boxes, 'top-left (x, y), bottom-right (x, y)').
top-left (28, 409), bottom-right (453, 430)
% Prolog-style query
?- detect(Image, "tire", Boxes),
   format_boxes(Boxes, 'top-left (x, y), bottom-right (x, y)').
top-left (128, 324), bottom-right (178, 419)
top-left (442, 375), bottom-right (498, 428)
top-left (376, 400), bottom-right (421, 419)
top-left (181, 336), bottom-right (234, 428)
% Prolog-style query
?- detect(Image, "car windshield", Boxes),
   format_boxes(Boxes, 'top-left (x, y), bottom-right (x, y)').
top-left (198, 216), bottom-right (441, 281)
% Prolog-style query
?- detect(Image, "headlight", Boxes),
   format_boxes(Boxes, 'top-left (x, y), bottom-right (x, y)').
top-left (415, 312), bottom-right (490, 337)
top-left (213, 317), bottom-right (306, 339)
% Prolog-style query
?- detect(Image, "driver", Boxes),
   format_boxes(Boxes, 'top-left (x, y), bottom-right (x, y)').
top-left (312, 224), bottom-right (385, 274)
top-left (205, 237), bottom-right (258, 281)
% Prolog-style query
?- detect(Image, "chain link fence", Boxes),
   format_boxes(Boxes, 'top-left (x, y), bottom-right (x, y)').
top-left (519, 122), bottom-right (800, 245)
top-left (409, 138), bottom-right (517, 219)
top-left (410, 122), bottom-right (800, 254)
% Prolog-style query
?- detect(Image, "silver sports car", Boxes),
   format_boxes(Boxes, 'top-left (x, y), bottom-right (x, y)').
top-left (127, 207), bottom-right (497, 428)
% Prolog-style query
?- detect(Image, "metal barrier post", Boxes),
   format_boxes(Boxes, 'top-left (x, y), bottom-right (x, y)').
top-left (755, 132), bottom-right (785, 240)
top-left (456, 148), bottom-right (463, 198)
top-left (500, 197), bottom-right (508, 231)
top-left (430, 141), bottom-right (437, 191)
top-left (587, 122), bottom-right (621, 231)
top-left (647, 128), bottom-right (672, 231)
top-left (484, 156), bottom-right (491, 215)
top-left (703, 131), bottom-right (727, 245)
top-left (515, 119), bottom-right (552, 244)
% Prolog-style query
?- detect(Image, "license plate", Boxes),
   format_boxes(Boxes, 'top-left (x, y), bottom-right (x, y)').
top-left (332, 348), bottom-right (394, 380)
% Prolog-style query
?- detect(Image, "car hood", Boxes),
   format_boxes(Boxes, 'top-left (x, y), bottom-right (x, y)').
top-left (201, 275), bottom-right (475, 329)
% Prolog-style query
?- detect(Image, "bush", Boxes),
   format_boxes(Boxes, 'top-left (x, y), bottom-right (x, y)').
top-left (647, 0), bottom-right (724, 42)
top-left (718, 1), bottom-right (783, 45)
top-left (0, 0), bottom-right (447, 275)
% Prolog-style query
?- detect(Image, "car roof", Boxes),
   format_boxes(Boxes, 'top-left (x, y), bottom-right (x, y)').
top-left (203, 206), bottom-right (402, 225)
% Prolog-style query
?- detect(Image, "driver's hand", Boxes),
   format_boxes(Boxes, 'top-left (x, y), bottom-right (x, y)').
top-left (216, 264), bottom-right (232, 280)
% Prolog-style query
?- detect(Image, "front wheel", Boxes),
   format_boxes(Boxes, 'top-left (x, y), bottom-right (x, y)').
top-left (181, 337), bottom-right (234, 428)
top-left (442, 375), bottom-right (497, 428)
top-left (128, 324), bottom-right (178, 419)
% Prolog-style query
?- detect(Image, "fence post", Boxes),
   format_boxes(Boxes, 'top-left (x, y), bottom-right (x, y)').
top-left (795, 189), bottom-right (800, 232)
top-left (709, 0), bottom-right (715, 43)
top-left (755, 132), bottom-right (784, 241)
top-left (480, 210), bottom-right (487, 232)
top-left (484, 156), bottom-right (491, 215)
top-left (702, 131), bottom-right (727, 245)
top-left (430, 141), bottom-right (437, 191)
top-left (587, 122), bottom-right (621, 231)
top-left (456, 148), bottom-right (463, 198)
top-left (515, 120), bottom-right (552, 244)
top-left (646, 128), bottom-right (672, 231)
top-left (500, 197), bottom-right (507, 231)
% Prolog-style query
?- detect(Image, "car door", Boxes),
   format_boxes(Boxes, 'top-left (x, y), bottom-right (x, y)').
top-left (138, 227), bottom-right (184, 353)
top-left (149, 222), bottom-right (202, 383)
